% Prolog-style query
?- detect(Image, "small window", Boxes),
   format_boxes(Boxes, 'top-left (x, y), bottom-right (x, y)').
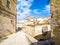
top-left (0, 0), bottom-right (1, 2)
top-left (6, 0), bottom-right (10, 8)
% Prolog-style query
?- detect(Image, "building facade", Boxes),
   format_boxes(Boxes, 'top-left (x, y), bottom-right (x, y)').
top-left (50, 0), bottom-right (60, 45)
top-left (0, 0), bottom-right (16, 38)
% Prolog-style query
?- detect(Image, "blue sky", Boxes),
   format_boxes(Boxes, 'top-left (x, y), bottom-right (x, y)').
top-left (17, 0), bottom-right (51, 21)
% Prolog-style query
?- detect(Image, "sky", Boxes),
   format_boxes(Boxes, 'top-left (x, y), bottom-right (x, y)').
top-left (17, 0), bottom-right (51, 21)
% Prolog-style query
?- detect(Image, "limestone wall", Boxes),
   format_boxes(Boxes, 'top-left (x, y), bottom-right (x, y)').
top-left (0, 0), bottom-right (16, 14)
top-left (50, 0), bottom-right (60, 45)
top-left (22, 26), bottom-right (35, 37)
top-left (0, 15), bottom-right (15, 36)
top-left (0, 0), bottom-right (16, 38)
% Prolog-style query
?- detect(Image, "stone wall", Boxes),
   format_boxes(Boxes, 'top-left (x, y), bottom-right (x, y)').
top-left (0, 0), bottom-right (16, 38)
top-left (50, 0), bottom-right (60, 45)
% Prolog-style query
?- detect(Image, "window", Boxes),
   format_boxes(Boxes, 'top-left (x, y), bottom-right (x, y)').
top-left (6, 0), bottom-right (10, 8)
top-left (0, 0), bottom-right (1, 2)
top-left (11, 20), bottom-right (14, 27)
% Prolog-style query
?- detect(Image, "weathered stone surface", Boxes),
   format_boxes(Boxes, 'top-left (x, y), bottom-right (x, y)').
top-left (0, 0), bottom-right (16, 38)
top-left (0, 31), bottom-right (38, 45)
top-left (50, 0), bottom-right (60, 45)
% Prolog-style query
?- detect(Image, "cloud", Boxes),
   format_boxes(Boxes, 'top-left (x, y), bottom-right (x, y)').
top-left (17, 0), bottom-right (21, 1)
top-left (45, 5), bottom-right (50, 10)
top-left (17, 9), bottom-right (32, 20)
top-left (17, 0), bottom-right (34, 21)
top-left (17, 0), bottom-right (33, 11)
top-left (17, 0), bottom-right (51, 21)
top-left (17, 12), bottom-right (28, 20)
top-left (40, 4), bottom-right (51, 16)
top-left (30, 4), bottom-right (51, 17)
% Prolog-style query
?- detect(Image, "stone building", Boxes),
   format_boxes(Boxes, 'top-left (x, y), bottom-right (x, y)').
top-left (17, 16), bottom-right (51, 40)
top-left (50, 0), bottom-right (60, 45)
top-left (0, 0), bottom-right (16, 38)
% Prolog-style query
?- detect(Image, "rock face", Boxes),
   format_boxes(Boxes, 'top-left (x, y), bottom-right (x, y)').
top-left (50, 0), bottom-right (60, 45)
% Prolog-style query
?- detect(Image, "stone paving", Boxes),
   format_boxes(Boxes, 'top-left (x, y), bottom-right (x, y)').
top-left (0, 30), bottom-right (55, 45)
top-left (0, 31), bottom-right (30, 45)
top-left (0, 31), bottom-right (37, 45)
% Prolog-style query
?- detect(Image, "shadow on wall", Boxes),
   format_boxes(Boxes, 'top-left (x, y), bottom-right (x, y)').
top-left (0, 36), bottom-right (8, 42)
